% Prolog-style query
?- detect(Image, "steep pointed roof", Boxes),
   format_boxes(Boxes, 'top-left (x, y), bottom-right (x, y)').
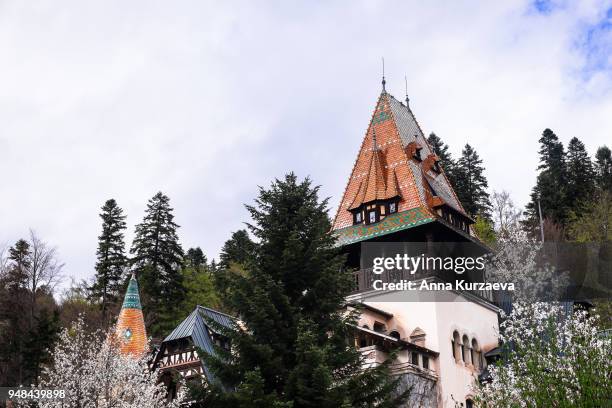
top-left (332, 90), bottom-right (468, 245)
top-left (115, 274), bottom-right (148, 356)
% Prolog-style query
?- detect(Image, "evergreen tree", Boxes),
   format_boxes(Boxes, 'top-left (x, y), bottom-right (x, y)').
top-left (7, 239), bottom-right (30, 289)
top-left (524, 129), bottom-right (568, 232)
top-left (427, 132), bottom-right (457, 187)
top-left (21, 308), bottom-right (60, 385)
top-left (595, 146), bottom-right (612, 193)
top-left (185, 247), bottom-right (207, 272)
top-left (198, 173), bottom-right (407, 407)
top-left (566, 137), bottom-right (596, 214)
top-left (130, 192), bottom-right (185, 337)
top-left (219, 230), bottom-right (255, 269)
top-left (90, 199), bottom-right (127, 322)
top-left (454, 144), bottom-right (491, 218)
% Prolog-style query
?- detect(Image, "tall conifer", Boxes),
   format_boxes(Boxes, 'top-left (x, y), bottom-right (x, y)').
top-left (525, 129), bottom-right (568, 232)
top-left (454, 144), bottom-right (491, 218)
top-left (130, 192), bottom-right (184, 336)
top-left (595, 146), bottom-right (612, 193)
top-left (198, 173), bottom-right (407, 407)
top-left (566, 137), bottom-right (596, 213)
top-left (90, 199), bottom-right (127, 321)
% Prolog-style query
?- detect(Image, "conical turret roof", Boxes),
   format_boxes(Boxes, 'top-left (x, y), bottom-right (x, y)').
top-left (115, 274), bottom-right (148, 356)
top-left (332, 89), bottom-right (469, 245)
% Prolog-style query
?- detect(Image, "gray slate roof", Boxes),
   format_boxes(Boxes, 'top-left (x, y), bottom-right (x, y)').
top-left (160, 305), bottom-right (235, 385)
top-left (387, 93), bottom-right (466, 215)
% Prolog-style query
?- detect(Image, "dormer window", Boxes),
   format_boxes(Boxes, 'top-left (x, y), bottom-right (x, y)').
top-left (389, 202), bottom-right (397, 214)
top-left (414, 146), bottom-right (423, 162)
top-left (354, 211), bottom-right (362, 224)
top-left (368, 210), bottom-right (377, 224)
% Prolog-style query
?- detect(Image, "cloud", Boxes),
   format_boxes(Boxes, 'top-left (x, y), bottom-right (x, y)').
top-left (0, 0), bottom-right (611, 286)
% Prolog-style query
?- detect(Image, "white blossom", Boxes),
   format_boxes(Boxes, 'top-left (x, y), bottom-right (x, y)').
top-left (473, 302), bottom-right (611, 407)
top-left (18, 317), bottom-right (186, 408)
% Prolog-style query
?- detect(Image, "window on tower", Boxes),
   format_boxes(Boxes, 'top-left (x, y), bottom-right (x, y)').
top-left (354, 211), bottom-right (363, 224)
top-left (368, 210), bottom-right (377, 224)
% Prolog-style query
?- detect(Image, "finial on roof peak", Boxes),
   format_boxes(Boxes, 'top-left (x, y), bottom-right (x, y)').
top-left (404, 75), bottom-right (409, 108)
top-left (381, 57), bottom-right (386, 92)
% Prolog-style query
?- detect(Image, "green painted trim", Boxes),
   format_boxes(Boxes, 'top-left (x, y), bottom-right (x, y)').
top-left (333, 207), bottom-right (435, 246)
top-left (122, 275), bottom-right (142, 310)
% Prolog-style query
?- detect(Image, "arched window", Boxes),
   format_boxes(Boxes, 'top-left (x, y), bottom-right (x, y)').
top-left (452, 331), bottom-right (461, 362)
top-left (389, 330), bottom-right (401, 340)
top-left (466, 398), bottom-right (474, 408)
top-left (462, 335), bottom-right (470, 365)
top-left (471, 339), bottom-right (480, 370)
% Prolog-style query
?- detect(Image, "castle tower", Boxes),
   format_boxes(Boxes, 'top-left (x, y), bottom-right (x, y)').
top-left (335, 84), bottom-right (500, 408)
top-left (115, 274), bottom-right (148, 356)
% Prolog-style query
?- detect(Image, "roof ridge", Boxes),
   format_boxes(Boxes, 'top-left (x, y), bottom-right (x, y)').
top-left (197, 305), bottom-right (235, 320)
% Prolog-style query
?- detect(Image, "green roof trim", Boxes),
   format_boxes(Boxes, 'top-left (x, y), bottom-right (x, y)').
top-left (122, 274), bottom-right (142, 310)
top-left (333, 207), bottom-right (435, 246)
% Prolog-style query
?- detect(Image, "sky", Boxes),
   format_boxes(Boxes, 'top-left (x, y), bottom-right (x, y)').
top-left (1, 0), bottom-right (611, 288)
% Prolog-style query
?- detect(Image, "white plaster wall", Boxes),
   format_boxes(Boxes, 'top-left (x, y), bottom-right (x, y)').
top-left (357, 293), bottom-right (499, 408)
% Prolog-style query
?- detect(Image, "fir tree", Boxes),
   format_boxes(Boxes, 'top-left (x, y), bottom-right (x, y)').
top-left (595, 146), bottom-right (612, 193)
top-left (566, 137), bottom-right (596, 214)
top-left (185, 247), bottom-right (207, 272)
top-left (130, 192), bottom-right (185, 337)
top-left (7, 239), bottom-right (30, 289)
top-left (524, 129), bottom-right (568, 232)
top-left (427, 132), bottom-right (457, 187)
top-left (90, 199), bottom-right (127, 322)
top-left (454, 144), bottom-right (491, 218)
top-left (219, 229), bottom-right (255, 269)
top-left (198, 173), bottom-right (407, 407)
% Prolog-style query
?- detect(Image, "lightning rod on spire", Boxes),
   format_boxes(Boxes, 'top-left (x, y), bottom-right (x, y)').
top-left (381, 57), bottom-right (386, 92)
top-left (405, 75), bottom-right (409, 107)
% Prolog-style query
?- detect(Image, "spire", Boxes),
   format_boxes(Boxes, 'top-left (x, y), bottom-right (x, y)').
top-left (381, 57), bottom-right (386, 92)
top-left (121, 273), bottom-right (142, 310)
top-left (404, 75), bottom-right (409, 108)
top-left (115, 274), bottom-right (147, 356)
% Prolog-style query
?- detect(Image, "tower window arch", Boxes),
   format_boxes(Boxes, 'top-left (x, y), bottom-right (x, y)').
top-left (462, 334), bottom-right (470, 365)
top-left (471, 338), bottom-right (481, 370)
top-left (452, 331), bottom-right (461, 362)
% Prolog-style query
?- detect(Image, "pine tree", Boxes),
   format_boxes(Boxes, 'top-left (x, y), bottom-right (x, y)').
top-left (219, 230), bottom-right (255, 269)
top-left (524, 129), bottom-right (568, 232)
top-left (566, 137), bottom-right (596, 214)
top-left (198, 173), bottom-right (407, 407)
top-left (90, 199), bottom-right (127, 322)
top-left (454, 144), bottom-right (491, 218)
top-left (595, 146), bottom-right (612, 193)
top-left (427, 132), bottom-right (457, 187)
top-left (130, 192), bottom-right (184, 337)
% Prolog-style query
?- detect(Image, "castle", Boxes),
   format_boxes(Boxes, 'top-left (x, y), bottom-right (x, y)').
top-left (117, 82), bottom-right (501, 407)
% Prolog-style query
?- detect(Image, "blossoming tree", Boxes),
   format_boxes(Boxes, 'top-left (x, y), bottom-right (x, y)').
top-left (473, 302), bottom-right (611, 407)
top-left (17, 317), bottom-right (185, 408)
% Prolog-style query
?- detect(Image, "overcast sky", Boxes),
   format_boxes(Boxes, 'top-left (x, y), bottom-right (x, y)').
top-left (1, 0), bottom-right (611, 287)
